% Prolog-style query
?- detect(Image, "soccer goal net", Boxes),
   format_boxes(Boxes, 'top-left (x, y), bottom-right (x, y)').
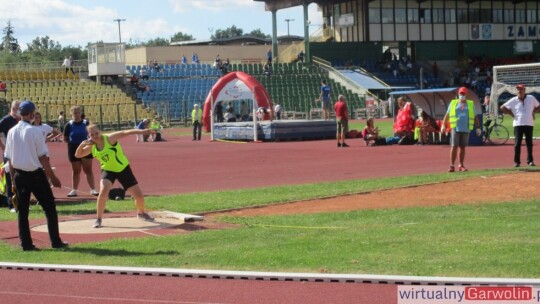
top-left (490, 62), bottom-right (540, 116)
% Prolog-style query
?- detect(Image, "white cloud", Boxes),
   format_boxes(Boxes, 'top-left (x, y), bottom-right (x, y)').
top-left (170, 0), bottom-right (255, 13)
top-left (0, 0), bottom-right (186, 46)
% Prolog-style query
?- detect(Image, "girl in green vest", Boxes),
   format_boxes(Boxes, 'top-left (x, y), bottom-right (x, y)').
top-left (75, 124), bottom-right (154, 228)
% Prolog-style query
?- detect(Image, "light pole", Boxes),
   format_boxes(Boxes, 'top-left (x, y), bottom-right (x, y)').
top-left (284, 18), bottom-right (295, 36)
top-left (113, 19), bottom-right (126, 43)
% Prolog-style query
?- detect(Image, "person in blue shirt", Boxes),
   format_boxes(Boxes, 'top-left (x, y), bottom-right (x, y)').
top-left (63, 105), bottom-right (98, 197)
top-left (136, 119), bottom-right (149, 142)
top-left (317, 80), bottom-right (332, 120)
top-left (441, 87), bottom-right (481, 172)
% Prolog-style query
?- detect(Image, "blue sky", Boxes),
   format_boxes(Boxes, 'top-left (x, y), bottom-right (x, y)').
top-left (0, 0), bottom-right (322, 49)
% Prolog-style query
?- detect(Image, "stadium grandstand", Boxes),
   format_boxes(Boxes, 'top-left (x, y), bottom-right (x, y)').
top-left (2, 0), bottom-right (540, 128)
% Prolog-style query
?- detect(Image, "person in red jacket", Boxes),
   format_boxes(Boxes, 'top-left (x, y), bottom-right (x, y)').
top-left (334, 94), bottom-right (349, 148)
top-left (0, 80), bottom-right (7, 96)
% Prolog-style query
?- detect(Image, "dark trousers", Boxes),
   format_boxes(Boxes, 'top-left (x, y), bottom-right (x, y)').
top-left (513, 125), bottom-right (534, 164)
top-left (5, 172), bottom-right (13, 209)
top-left (193, 121), bottom-right (202, 140)
top-left (14, 169), bottom-right (62, 249)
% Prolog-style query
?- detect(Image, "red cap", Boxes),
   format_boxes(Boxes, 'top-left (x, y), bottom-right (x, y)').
top-left (516, 84), bottom-right (526, 90)
top-left (458, 87), bottom-right (468, 95)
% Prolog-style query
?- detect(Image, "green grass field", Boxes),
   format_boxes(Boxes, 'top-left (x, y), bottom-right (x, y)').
top-left (1, 169), bottom-right (539, 278)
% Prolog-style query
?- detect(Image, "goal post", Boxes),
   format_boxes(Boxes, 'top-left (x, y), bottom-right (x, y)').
top-left (490, 62), bottom-right (540, 116)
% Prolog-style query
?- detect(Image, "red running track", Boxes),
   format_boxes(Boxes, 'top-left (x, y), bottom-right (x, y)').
top-left (0, 268), bottom-right (396, 304)
top-left (46, 131), bottom-right (518, 198)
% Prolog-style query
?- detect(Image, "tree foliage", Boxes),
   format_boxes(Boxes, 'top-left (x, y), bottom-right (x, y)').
top-left (248, 29), bottom-right (270, 39)
top-left (0, 21), bottom-right (87, 64)
top-left (212, 25), bottom-right (244, 39)
top-left (171, 32), bottom-right (195, 43)
top-left (211, 26), bottom-right (270, 40)
top-left (1, 20), bottom-right (21, 54)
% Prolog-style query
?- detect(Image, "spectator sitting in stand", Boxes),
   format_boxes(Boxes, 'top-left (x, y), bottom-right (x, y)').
top-left (263, 63), bottom-right (272, 76)
top-left (0, 80), bottom-right (7, 96)
top-left (297, 51), bottom-right (304, 63)
top-left (130, 74), bottom-right (138, 86)
top-left (136, 81), bottom-right (152, 93)
top-left (141, 68), bottom-right (149, 80)
top-left (214, 55), bottom-right (222, 70)
top-left (362, 117), bottom-right (380, 146)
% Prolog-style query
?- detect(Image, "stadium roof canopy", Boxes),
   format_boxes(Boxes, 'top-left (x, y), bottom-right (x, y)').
top-left (338, 70), bottom-right (412, 90)
top-left (389, 87), bottom-right (481, 120)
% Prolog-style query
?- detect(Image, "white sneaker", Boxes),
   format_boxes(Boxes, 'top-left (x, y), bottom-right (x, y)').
top-left (92, 218), bottom-right (102, 228)
top-left (90, 189), bottom-right (99, 196)
top-left (67, 190), bottom-right (78, 197)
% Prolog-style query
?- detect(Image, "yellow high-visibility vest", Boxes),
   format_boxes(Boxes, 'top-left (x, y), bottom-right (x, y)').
top-left (449, 99), bottom-right (475, 130)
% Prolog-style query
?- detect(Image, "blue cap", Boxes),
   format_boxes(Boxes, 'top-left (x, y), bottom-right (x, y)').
top-left (19, 101), bottom-right (36, 116)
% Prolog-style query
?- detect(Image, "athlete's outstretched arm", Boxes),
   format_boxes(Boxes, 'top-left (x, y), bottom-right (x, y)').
top-left (107, 129), bottom-right (154, 144)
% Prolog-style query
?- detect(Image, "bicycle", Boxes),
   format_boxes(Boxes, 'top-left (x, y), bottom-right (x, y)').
top-left (482, 117), bottom-right (509, 145)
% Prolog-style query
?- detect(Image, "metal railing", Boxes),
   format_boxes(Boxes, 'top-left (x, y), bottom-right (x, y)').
top-left (0, 60), bottom-right (88, 72)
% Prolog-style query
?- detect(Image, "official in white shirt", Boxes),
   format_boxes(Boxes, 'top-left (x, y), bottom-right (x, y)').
top-left (5, 101), bottom-right (67, 251)
top-left (500, 84), bottom-right (540, 167)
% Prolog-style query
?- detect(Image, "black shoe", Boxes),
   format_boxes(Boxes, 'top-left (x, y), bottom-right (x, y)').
top-left (22, 245), bottom-right (39, 251)
top-left (52, 241), bottom-right (69, 249)
top-left (528, 162), bottom-right (536, 167)
top-left (514, 163), bottom-right (520, 168)
top-left (341, 143), bottom-right (350, 148)
top-left (337, 143), bottom-right (341, 147)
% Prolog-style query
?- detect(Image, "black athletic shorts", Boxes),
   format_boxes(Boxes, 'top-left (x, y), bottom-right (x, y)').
top-left (101, 165), bottom-right (138, 190)
top-left (67, 142), bottom-right (93, 162)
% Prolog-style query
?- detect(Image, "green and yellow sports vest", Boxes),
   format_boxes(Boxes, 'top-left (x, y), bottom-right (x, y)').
top-left (92, 135), bottom-right (129, 172)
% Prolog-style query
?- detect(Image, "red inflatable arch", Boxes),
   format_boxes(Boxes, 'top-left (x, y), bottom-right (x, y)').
top-left (203, 71), bottom-right (273, 132)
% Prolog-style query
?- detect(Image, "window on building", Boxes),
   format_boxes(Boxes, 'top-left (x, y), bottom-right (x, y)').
top-left (408, 8), bottom-right (419, 23)
top-left (469, 9), bottom-right (480, 23)
top-left (457, 9), bottom-right (468, 23)
top-left (368, 8), bottom-right (380, 23)
top-left (433, 8), bottom-right (444, 23)
top-left (504, 9), bottom-right (514, 23)
top-left (395, 8), bottom-right (406, 24)
top-left (420, 9), bottom-right (431, 24)
top-left (493, 9), bottom-right (503, 23)
top-left (445, 9), bottom-right (456, 23)
top-left (527, 9), bottom-right (537, 23)
top-left (382, 8), bottom-right (393, 24)
top-left (515, 9), bottom-right (526, 23)
top-left (480, 9), bottom-right (492, 23)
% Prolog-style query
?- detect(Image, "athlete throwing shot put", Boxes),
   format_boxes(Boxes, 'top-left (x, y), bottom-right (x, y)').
top-left (75, 124), bottom-right (154, 228)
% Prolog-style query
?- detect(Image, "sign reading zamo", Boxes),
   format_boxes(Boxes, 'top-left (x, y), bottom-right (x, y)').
top-left (397, 286), bottom-right (540, 303)
top-left (469, 24), bottom-right (540, 40)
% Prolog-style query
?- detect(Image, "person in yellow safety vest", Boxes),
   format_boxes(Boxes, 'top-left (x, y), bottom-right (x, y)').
top-left (149, 118), bottom-right (163, 142)
top-left (0, 162), bottom-right (6, 197)
top-left (191, 104), bottom-right (202, 141)
top-left (441, 86), bottom-right (481, 172)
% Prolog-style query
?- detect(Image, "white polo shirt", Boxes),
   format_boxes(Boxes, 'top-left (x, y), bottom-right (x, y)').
top-left (35, 123), bottom-right (53, 142)
top-left (502, 95), bottom-right (540, 127)
top-left (5, 121), bottom-right (49, 171)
